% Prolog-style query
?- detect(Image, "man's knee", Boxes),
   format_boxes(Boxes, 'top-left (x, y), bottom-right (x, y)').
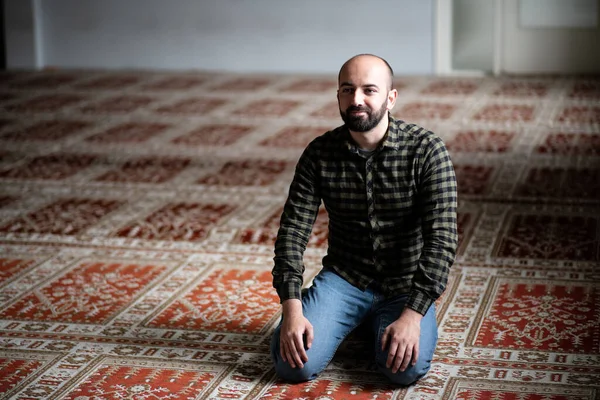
top-left (377, 358), bottom-right (432, 386)
top-left (270, 327), bottom-right (320, 383)
top-left (273, 360), bottom-right (318, 383)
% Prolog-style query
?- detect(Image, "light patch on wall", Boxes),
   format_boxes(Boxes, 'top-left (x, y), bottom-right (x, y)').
top-left (520, 0), bottom-right (598, 28)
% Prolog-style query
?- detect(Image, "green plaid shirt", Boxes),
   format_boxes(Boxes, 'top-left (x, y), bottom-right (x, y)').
top-left (273, 116), bottom-right (458, 315)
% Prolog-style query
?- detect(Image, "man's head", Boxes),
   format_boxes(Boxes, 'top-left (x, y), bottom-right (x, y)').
top-left (337, 54), bottom-right (397, 133)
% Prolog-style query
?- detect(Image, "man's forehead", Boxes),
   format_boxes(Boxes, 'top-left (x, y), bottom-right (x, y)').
top-left (339, 80), bottom-right (380, 88)
top-left (339, 66), bottom-right (389, 87)
top-left (338, 54), bottom-right (393, 89)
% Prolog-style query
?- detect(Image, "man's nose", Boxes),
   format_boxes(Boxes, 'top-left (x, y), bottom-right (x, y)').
top-left (351, 91), bottom-right (365, 106)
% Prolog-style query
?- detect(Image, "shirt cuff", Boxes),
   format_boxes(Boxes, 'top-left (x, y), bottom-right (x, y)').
top-left (276, 281), bottom-right (302, 304)
top-left (406, 289), bottom-right (434, 316)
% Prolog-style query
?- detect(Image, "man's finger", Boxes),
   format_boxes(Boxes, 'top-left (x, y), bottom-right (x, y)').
top-left (411, 343), bottom-right (419, 366)
top-left (293, 334), bottom-right (308, 364)
top-left (391, 344), bottom-right (406, 373)
top-left (381, 331), bottom-right (389, 351)
top-left (291, 346), bottom-right (304, 368)
top-left (398, 346), bottom-right (412, 372)
top-left (306, 325), bottom-right (314, 349)
top-left (284, 334), bottom-right (304, 368)
top-left (280, 339), bottom-right (288, 363)
top-left (283, 342), bottom-right (295, 368)
top-left (386, 342), bottom-right (399, 369)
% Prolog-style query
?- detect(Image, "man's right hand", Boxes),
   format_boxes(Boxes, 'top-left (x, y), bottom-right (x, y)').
top-left (279, 299), bottom-right (314, 368)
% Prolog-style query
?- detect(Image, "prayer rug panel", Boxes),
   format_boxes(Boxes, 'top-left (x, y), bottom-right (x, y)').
top-left (145, 265), bottom-right (280, 334)
top-left (472, 278), bottom-right (599, 353)
top-left (0, 260), bottom-right (168, 324)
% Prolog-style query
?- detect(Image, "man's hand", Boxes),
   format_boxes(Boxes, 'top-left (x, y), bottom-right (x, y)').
top-left (381, 308), bottom-right (423, 373)
top-left (280, 299), bottom-right (314, 368)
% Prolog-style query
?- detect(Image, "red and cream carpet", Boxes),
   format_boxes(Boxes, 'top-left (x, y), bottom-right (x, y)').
top-left (0, 69), bottom-right (598, 399)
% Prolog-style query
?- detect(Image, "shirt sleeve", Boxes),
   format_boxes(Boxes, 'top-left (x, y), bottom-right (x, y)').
top-left (272, 144), bottom-right (322, 303)
top-left (407, 136), bottom-right (458, 315)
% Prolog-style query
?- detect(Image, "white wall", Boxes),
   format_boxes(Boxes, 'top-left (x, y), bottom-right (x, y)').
top-left (5, 0), bottom-right (436, 74)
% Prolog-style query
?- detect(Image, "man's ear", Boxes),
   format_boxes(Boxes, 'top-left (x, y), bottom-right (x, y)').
top-left (387, 89), bottom-right (398, 110)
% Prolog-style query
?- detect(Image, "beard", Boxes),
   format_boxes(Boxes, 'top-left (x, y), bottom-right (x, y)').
top-left (339, 99), bottom-right (388, 132)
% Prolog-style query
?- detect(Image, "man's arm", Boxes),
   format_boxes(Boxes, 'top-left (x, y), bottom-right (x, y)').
top-left (273, 145), bottom-right (321, 367)
top-left (383, 136), bottom-right (458, 372)
top-left (408, 136), bottom-right (458, 315)
top-left (273, 145), bottom-right (321, 301)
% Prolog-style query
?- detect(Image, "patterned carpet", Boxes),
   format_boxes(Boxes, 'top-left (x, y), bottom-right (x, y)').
top-left (0, 69), bottom-right (598, 399)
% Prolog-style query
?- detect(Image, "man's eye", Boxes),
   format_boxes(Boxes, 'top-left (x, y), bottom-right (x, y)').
top-left (365, 89), bottom-right (376, 94)
top-left (342, 88), bottom-right (354, 94)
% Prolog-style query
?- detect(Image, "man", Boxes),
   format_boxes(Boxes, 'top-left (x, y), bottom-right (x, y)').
top-left (270, 54), bottom-right (457, 386)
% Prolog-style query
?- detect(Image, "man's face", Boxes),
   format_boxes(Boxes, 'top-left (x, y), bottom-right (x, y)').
top-left (337, 57), bottom-right (395, 133)
top-left (339, 95), bottom-right (388, 132)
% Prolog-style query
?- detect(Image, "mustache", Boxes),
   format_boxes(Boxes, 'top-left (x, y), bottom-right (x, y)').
top-left (346, 106), bottom-right (370, 113)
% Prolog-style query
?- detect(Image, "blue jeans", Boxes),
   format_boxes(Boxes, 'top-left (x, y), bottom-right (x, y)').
top-left (270, 268), bottom-right (438, 386)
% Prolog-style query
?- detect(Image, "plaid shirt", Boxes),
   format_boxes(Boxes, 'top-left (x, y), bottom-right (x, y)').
top-left (273, 116), bottom-right (458, 315)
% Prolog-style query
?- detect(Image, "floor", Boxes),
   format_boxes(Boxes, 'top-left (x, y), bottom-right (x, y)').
top-left (0, 69), bottom-right (598, 399)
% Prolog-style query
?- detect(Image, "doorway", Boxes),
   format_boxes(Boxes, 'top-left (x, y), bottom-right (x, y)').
top-left (437, 0), bottom-right (600, 75)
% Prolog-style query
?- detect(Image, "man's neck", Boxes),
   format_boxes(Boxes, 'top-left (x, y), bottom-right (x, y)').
top-left (349, 115), bottom-right (390, 151)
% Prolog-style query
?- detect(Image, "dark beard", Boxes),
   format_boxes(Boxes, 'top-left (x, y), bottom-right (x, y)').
top-left (339, 100), bottom-right (388, 132)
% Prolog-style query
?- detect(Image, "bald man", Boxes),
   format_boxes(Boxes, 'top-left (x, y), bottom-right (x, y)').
top-left (271, 54), bottom-right (458, 386)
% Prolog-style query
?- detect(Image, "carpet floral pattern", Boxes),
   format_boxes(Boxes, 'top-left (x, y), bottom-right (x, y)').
top-left (0, 69), bottom-right (598, 399)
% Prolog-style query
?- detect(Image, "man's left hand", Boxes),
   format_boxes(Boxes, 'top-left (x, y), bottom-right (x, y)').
top-left (381, 308), bottom-right (423, 373)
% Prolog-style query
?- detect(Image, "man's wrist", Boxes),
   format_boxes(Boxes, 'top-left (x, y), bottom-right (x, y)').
top-left (407, 289), bottom-right (434, 316)
top-left (401, 307), bottom-right (424, 321)
top-left (282, 298), bottom-right (303, 317)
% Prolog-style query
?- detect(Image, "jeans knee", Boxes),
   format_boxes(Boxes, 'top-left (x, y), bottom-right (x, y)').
top-left (377, 359), bottom-right (431, 386)
top-left (273, 361), bottom-right (318, 383)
